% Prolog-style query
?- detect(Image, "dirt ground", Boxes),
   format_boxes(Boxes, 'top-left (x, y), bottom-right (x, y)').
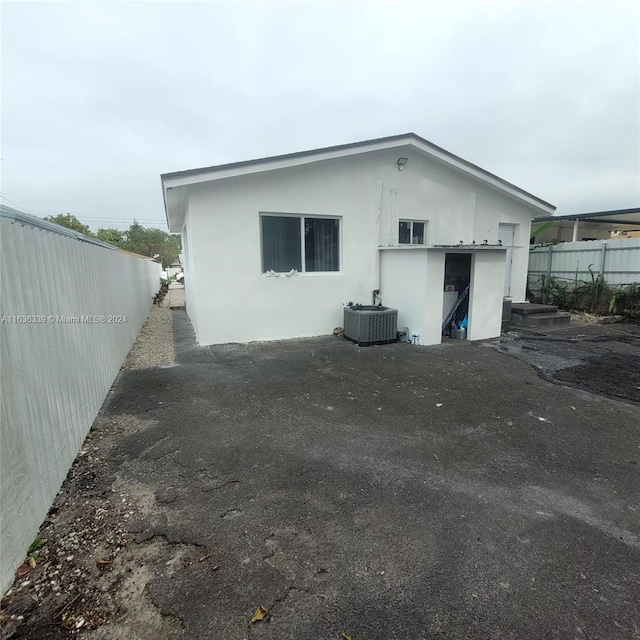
top-left (0, 308), bottom-right (640, 640)
top-left (494, 314), bottom-right (640, 404)
top-left (1, 305), bottom-right (178, 640)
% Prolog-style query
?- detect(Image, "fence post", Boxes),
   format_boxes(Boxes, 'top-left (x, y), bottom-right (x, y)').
top-left (600, 241), bottom-right (607, 277)
top-left (547, 245), bottom-right (553, 275)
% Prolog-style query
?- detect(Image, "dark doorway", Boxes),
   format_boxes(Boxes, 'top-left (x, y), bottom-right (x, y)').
top-left (443, 253), bottom-right (471, 336)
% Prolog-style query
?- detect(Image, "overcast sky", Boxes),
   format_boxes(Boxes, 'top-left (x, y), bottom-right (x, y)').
top-left (1, 1), bottom-right (638, 231)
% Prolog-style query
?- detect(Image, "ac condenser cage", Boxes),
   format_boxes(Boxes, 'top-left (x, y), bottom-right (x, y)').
top-left (343, 306), bottom-right (398, 347)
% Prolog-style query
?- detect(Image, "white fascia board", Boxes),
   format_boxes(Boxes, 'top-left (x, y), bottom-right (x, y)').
top-left (161, 137), bottom-right (415, 190)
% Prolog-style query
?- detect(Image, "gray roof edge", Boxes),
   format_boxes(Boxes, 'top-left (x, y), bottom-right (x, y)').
top-left (534, 207), bottom-right (640, 221)
top-left (0, 205), bottom-right (118, 250)
top-left (160, 133), bottom-right (414, 180)
top-left (160, 132), bottom-right (556, 211)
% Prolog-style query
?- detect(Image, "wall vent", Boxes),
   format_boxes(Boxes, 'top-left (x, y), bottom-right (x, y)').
top-left (343, 306), bottom-right (398, 346)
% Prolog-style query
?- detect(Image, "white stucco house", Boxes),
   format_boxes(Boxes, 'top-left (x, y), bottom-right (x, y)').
top-left (161, 133), bottom-right (555, 346)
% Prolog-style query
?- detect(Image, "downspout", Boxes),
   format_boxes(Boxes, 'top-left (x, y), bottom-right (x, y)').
top-left (374, 179), bottom-right (383, 290)
top-left (388, 187), bottom-right (398, 246)
top-left (379, 186), bottom-right (398, 303)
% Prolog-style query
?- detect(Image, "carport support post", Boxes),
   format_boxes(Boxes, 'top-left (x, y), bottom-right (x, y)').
top-left (572, 219), bottom-right (579, 242)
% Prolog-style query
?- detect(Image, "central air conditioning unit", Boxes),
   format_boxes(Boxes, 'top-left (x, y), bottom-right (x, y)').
top-left (343, 305), bottom-right (398, 346)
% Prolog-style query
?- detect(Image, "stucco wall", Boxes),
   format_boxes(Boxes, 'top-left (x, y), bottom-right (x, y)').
top-left (379, 249), bottom-right (429, 341)
top-left (180, 205), bottom-right (200, 337)
top-left (380, 248), bottom-right (506, 346)
top-left (474, 188), bottom-right (532, 302)
top-left (467, 251), bottom-right (507, 341)
top-left (184, 149), bottom-right (536, 345)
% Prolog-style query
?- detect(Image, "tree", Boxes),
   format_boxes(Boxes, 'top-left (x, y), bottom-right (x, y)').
top-left (43, 215), bottom-right (181, 267)
top-left (96, 228), bottom-right (126, 247)
top-left (123, 221), bottom-right (181, 267)
top-left (44, 213), bottom-right (93, 236)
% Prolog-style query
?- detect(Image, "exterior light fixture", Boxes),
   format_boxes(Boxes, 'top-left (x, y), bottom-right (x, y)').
top-left (397, 158), bottom-right (408, 171)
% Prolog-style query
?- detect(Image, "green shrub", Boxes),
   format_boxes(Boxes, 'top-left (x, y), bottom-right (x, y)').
top-left (608, 283), bottom-right (640, 316)
top-left (538, 274), bottom-right (573, 308)
top-left (532, 273), bottom-right (640, 316)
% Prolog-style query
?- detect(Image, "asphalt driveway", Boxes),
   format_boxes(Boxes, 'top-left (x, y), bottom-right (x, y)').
top-left (6, 310), bottom-right (638, 640)
top-left (94, 311), bottom-right (639, 639)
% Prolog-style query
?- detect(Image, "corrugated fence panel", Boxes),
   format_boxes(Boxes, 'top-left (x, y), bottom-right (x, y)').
top-left (0, 219), bottom-right (160, 595)
top-left (604, 239), bottom-right (640, 283)
top-left (529, 238), bottom-right (640, 287)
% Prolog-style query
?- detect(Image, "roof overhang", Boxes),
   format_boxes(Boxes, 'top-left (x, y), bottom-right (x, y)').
top-left (163, 183), bottom-right (189, 234)
top-left (533, 208), bottom-right (640, 232)
top-left (161, 133), bottom-right (556, 233)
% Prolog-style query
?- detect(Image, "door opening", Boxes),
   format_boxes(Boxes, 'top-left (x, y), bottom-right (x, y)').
top-left (443, 253), bottom-right (471, 338)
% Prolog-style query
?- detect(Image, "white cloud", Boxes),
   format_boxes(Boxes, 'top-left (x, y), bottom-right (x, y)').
top-left (1, 1), bottom-right (638, 230)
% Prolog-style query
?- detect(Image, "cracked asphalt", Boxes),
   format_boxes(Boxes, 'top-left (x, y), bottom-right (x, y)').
top-left (5, 311), bottom-right (639, 639)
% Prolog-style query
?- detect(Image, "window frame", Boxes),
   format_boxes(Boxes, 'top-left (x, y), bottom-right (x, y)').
top-left (398, 219), bottom-right (428, 245)
top-left (259, 212), bottom-right (342, 274)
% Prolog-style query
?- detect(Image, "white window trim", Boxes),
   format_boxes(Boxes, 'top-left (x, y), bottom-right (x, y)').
top-left (259, 212), bottom-right (342, 274)
top-left (398, 219), bottom-right (429, 245)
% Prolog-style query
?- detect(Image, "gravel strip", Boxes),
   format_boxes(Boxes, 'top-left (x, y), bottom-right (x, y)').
top-left (121, 304), bottom-right (175, 370)
top-left (0, 302), bottom-right (179, 638)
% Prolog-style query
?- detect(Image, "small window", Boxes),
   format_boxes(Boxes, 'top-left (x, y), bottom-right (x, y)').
top-left (399, 220), bottom-right (427, 245)
top-left (261, 214), bottom-right (340, 273)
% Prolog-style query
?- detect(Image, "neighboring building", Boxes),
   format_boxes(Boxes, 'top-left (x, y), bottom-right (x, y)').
top-left (119, 248), bottom-right (156, 259)
top-left (161, 133), bottom-right (554, 346)
top-left (533, 208), bottom-right (640, 243)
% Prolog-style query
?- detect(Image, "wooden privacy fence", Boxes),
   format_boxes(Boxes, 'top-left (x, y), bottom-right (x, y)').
top-left (0, 210), bottom-right (161, 595)
top-left (529, 238), bottom-right (640, 289)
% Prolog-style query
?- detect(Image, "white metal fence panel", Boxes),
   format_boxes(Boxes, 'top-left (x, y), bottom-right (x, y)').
top-left (0, 218), bottom-right (160, 595)
top-left (529, 238), bottom-right (640, 286)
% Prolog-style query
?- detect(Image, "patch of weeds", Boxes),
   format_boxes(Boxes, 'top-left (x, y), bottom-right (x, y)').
top-left (537, 274), bottom-right (573, 309)
top-left (586, 265), bottom-right (605, 310)
top-left (609, 283), bottom-right (640, 315)
top-left (27, 533), bottom-right (46, 556)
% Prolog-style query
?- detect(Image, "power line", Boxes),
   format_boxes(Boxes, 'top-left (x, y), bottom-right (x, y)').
top-left (1, 158), bottom-right (159, 183)
top-left (0, 194), bottom-right (168, 228)
top-left (9, 192), bottom-right (162, 212)
top-left (1, 192), bottom-right (166, 223)
top-left (0, 194), bottom-right (36, 215)
top-left (77, 219), bottom-right (167, 224)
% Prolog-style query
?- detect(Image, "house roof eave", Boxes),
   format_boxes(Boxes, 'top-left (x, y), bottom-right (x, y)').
top-left (161, 133), bottom-right (556, 228)
top-left (164, 184), bottom-right (189, 234)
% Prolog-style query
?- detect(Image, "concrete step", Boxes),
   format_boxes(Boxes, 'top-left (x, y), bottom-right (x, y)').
top-left (511, 311), bottom-right (571, 327)
top-left (511, 303), bottom-right (558, 315)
